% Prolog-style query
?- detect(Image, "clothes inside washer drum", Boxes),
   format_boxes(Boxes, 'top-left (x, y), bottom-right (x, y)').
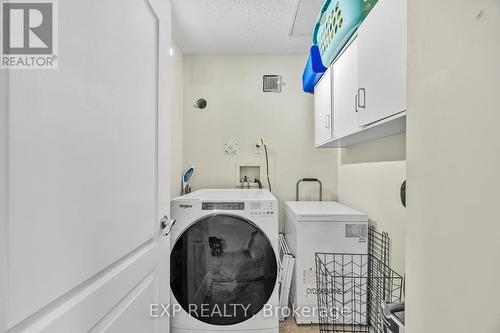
top-left (203, 279), bottom-right (273, 325)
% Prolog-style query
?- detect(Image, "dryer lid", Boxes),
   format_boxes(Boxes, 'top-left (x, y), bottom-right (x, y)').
top-left (285, 201), bottom-right (368, 222)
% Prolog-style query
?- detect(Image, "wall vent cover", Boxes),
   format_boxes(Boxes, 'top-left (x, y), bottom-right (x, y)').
top-left (263, 75), bottom-right (281, 93)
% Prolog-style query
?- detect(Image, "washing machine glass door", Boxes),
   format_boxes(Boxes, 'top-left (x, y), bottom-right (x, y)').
top-left (170, 214), bottom-right (277, 325)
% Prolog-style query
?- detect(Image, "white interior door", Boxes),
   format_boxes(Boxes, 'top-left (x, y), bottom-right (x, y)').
top-left (0, 0), bottom-right (172, 332)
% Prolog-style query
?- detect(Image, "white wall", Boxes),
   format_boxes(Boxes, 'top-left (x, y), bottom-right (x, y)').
top-left (406, 0), bottom-right (500, 332)
top-left (182, 54), bottom-right (338, 229)
top-left (170, 41), bottom-right (184, 198)
top-left (337, 134), bottom-right (406, 274)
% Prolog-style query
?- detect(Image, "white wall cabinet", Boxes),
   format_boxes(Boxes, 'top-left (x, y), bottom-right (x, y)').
top-left (314, 67), bottom-right (333, 146)
top-left (332, 38), bottom-right (360, 139)
top-left (357, 0), bottom-right (407, 126)
top-left (313, 0), bottom-right (407, 147)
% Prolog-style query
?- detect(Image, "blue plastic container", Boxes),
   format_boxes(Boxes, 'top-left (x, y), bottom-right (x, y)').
top-left (302, 45), bottom-right (327, 94)
top-left (313, 0), bottom-right (364, 68)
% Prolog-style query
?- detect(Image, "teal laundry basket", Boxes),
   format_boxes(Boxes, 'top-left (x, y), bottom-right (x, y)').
top-left (313, 0), bottom-right (377, 68)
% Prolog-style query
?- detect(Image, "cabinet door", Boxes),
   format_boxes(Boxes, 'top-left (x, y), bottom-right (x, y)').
top-left (357, 0), bottom-right (407, 126)
top-left (333, 38), bottom-right (360, 138)
top-left (314, 67), bottom-right (333, 146)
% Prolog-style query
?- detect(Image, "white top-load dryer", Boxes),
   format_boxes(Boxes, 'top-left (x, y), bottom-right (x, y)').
top-left (284, 201), bottom-right (368, 324)
top-left (170, 189), bottom-right (279, 333)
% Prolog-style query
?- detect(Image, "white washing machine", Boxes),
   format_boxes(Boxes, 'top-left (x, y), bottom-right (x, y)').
top-left (170, 189), bottom-right (279, 333)
top-left (284, 201), bottom-right (368, 324)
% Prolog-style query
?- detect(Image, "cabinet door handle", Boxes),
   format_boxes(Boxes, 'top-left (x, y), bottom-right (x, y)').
top-left (325, 114), bottom-right (330, 129)
top-left (355, 94), bottom-right (359, 112)
top-left (358, 88), bottom-right (366, 108)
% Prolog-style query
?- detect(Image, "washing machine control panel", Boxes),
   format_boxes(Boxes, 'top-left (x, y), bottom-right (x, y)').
top-left (199, 200), bottom-right (276, 218)
top-left (249, 201), bottom-right (275, 218)
top-left (202, 202), bottom-right (244, 210)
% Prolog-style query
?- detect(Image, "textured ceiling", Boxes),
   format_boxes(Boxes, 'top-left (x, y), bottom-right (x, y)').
top-left (171, 0), bottom-right (323, 54)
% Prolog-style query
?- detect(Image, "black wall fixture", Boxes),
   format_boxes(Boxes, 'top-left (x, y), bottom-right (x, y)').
top-left (400, 180), bottom-right (406, 207)
top-left (194, 98), bottom-right (207, 109)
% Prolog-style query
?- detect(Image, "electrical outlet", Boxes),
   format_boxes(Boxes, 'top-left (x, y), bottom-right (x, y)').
top-left (224, 140), bottom-right (238, 155)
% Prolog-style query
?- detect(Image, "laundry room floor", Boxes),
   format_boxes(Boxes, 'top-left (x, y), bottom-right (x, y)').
top-left (279, 317), bottom-right (319, 333)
